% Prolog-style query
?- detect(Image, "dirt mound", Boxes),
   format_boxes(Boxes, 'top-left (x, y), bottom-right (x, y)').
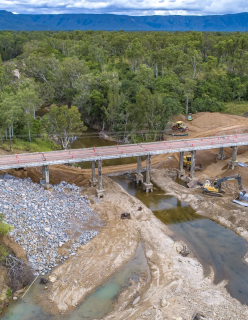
top-left (191, 112), bottom-right (245, 129)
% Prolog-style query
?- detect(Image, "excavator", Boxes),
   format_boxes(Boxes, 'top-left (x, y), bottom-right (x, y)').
top-left (172, 121), bottom-right (188, 132)
top-left (202, 174), bottom-right (243, 196)
top-left (183, 154), bottom-right (202, 171)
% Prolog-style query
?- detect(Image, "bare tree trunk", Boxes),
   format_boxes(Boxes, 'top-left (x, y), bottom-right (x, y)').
top-left (186, 95), bottom-right (189, 115)
top-left (11, 123), bottom-right (14, 137)
top-left (9, 126), bottom-right (12, 151)
top-left (29, 128), bottom-right (31, 144)
top-left (155, 64), bottom-right (158, 78)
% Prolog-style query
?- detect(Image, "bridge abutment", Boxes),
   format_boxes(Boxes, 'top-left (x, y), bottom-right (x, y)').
top-left (96, 159), bottom-right (105, 198)
top-left (135, 156), bottom-right (143, 184)
top-left (143, 154), bottom-right (153, 193)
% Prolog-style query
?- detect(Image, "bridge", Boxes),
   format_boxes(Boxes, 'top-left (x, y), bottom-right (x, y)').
top-left (0, 133), bottom-right (247, 197)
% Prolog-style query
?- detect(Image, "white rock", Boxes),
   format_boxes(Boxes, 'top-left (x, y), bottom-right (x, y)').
top-left (49, 275), bottom-right (57, 283)
top-left (13, 296), bottom-right (18, 301)
top-left (160, 298), bottom-right (167, 307)
top-left (133, 296), bottom-right (140, 305)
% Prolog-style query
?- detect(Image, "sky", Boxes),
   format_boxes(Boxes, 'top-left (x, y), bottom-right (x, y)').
top-left (0, 0), bottom-right (248, 16)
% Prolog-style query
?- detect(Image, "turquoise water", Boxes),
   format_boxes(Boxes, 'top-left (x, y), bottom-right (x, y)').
top-left (0, 243), bottom-right (150, 320)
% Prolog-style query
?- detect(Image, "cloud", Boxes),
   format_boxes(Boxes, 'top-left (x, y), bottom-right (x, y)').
top-left (1, 0), bottom-right (248, 16)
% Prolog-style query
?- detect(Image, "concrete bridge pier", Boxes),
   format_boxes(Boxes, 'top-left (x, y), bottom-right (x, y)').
top-left (177, 151), bottom-right (185, 178)
top-left (41, 165), bottom-right (49, 189)
top-left (190, 150), bottom-right (196, 179)
top-left (228, 146), bottom-right (238, 169)
top-left (89, 161), bottom-right (98, 187)
top-left (216, 147), bottom-right (225, 160)
top-left (96, 159), bottom-right (105, 198)
top-left (143, 154), bottom-right (153, 193)
top-left (135, 156), bottom-right (143, 184)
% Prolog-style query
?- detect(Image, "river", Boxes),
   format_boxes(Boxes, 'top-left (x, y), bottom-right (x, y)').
top-left (1, 135), bottom-right (248, 319)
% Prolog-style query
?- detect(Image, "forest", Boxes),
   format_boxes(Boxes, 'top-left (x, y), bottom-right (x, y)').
top-left (0, 30), bottom-right (248, 149)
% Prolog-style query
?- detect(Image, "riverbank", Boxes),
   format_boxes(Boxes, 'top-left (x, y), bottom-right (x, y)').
top-left (34, 175), bottom-right (248, 319)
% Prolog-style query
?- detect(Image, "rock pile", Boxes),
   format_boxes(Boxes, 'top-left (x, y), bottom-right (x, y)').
top-left (0, 177), bottom-right (102, 274)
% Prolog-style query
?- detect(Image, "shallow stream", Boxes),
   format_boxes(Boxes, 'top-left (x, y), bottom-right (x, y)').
top-left (2, 135), bottom-right (248, 319)
top-left (0, 243), bottom-right (150, 320)
top-left (112, 174), bottom-right (248, 305)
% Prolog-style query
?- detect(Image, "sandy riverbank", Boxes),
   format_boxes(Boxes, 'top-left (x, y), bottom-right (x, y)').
top-left (2, 112), bottom-right (248, 318)
top-left (32, 175), bottom-right (248, 320)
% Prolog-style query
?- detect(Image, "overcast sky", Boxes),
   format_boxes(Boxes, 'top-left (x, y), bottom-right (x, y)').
top-left (1, 0), bottom-right (248, 16)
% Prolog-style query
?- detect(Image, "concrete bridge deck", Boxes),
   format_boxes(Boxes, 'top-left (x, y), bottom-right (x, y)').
top-left (0, 133), bottom-right (247, 196)
top-left (0, 133), bottom-right (247, 170)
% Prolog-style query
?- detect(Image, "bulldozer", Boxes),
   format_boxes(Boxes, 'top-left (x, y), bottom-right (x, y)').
top-left (202, 174), bottom-right (244, 196)
top-left (172, 121), bottom-right (188, 132)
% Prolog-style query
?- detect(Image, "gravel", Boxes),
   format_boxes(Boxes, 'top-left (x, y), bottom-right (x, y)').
top-left (0, 176), bottom-right (102, 275)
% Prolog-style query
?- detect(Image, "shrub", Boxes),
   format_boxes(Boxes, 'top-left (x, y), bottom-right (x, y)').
top-left (0, 215), bottom-right (12, 236)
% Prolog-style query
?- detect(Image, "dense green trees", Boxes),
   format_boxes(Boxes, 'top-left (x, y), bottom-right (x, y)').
top-left (41, 105), bottom-right (86, 149)
top-left (1, 30), bottom-right (248, 145)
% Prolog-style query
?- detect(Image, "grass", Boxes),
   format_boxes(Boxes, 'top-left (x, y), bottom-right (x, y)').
top-left (0, 138), bottom-right (61, 153)
top-left (222, 101), bottom-right (248, 116)
top-left (6, 289), bottom-right (11, 299)
top-left (0, 245), bottom-right (9, 262)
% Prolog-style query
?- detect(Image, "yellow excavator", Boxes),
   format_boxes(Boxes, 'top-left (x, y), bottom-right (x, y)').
top-left (172, 121), bottom-right (188, 132)
top-left (183, 155), bottom-right (202, 171)
top-left (183, 155), bottom-right (192, 170)
top-left (202, 174), bottom-right (243, 196)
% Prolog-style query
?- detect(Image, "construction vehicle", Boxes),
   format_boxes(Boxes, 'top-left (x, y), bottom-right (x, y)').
top-left (172, 121), bottom-right (188, 132)
top-left (187, 113), bottom-right (193, 121)
top-left (202, 174), bottom-right (243, 196)
top-left (183, 155), bottom-right (192, 170)
top-left (183, 154), bottom-right (202, 171)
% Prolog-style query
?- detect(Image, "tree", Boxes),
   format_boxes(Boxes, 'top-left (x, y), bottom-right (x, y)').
top-left (41, 105), bottom-right (86, 149)
top-left (0, 91), bottom-right (22, 150)
top-left (180, 79), bottom-right (197, 115)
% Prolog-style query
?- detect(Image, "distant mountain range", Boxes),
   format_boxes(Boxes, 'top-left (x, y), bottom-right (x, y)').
top-left (1, 10), bottom-right (248, 31)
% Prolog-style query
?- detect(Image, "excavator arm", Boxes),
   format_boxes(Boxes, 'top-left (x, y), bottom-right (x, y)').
top-left (216, 174), bottom-right (242, 191)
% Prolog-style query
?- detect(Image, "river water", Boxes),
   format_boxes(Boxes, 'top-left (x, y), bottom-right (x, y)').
top-left (112, 174), bottom-right (248, 305)
top-left (0, 243), bottom-right (150, 320)
top-left (1, 135), bottom-right (248, 319)
top-left (70, 130), bottom-right (138, 168)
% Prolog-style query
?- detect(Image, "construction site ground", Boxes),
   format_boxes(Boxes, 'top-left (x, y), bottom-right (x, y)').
top-left (2, 112), bottom-right (248, 319)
